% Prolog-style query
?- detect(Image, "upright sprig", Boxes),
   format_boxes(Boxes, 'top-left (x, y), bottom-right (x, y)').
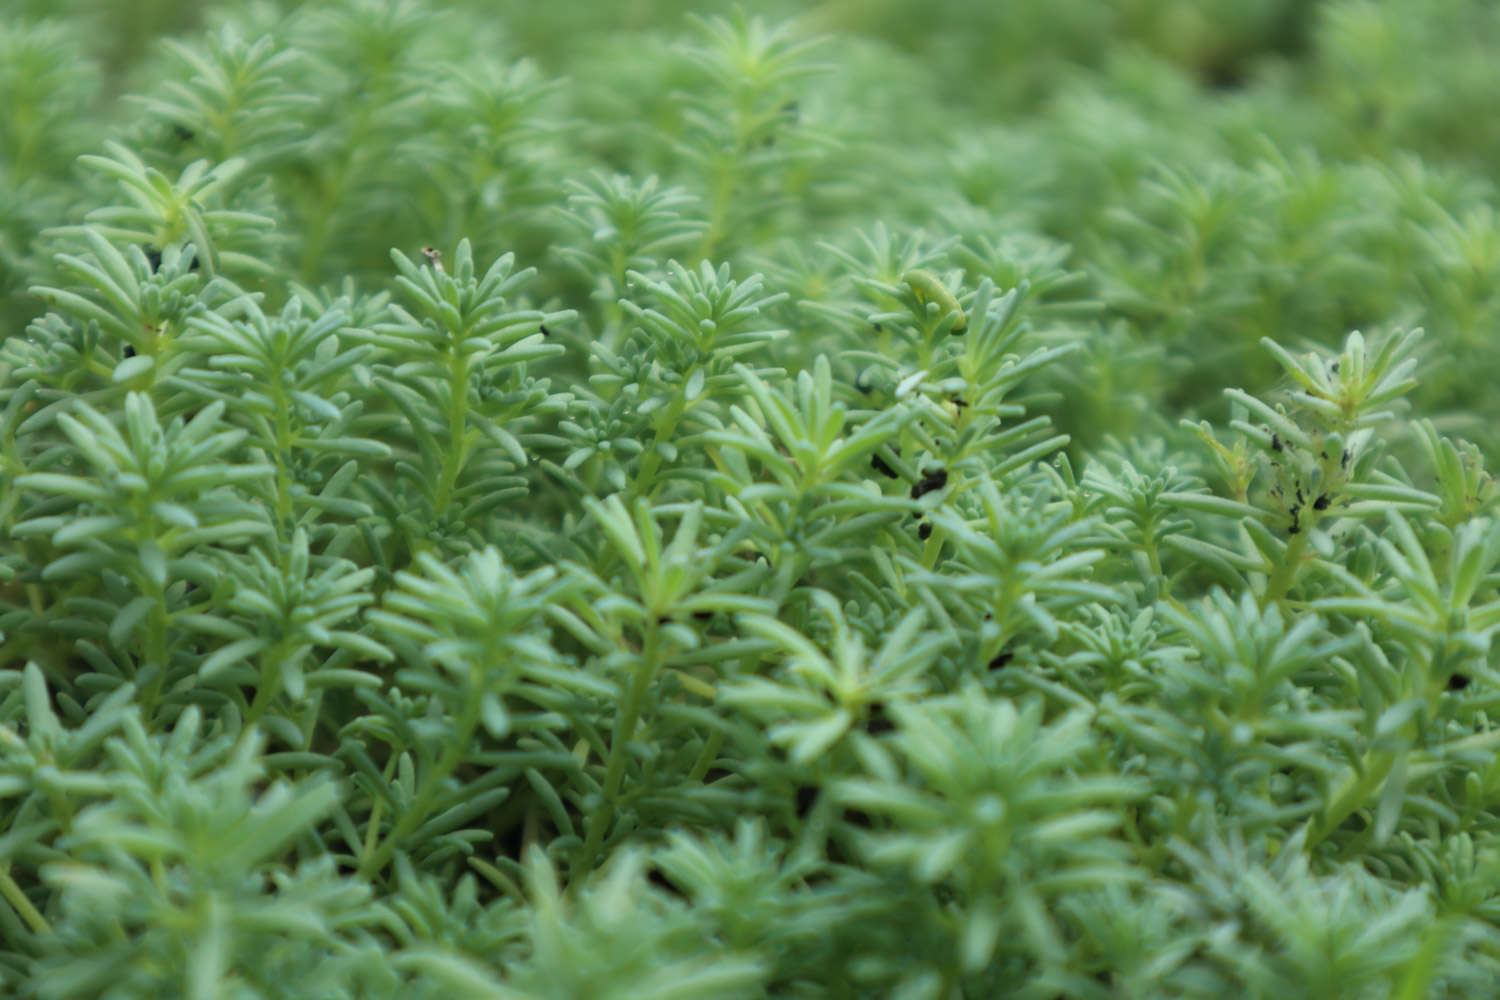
top-left (64, 141), bottom-right (275, 279)
top-left (835, 690), bottom-right (1145, 987)
top-left (1079, 444), bottom-right (1202, 592)
top-left (817, 223), bottom-right (952, 362)
top-left (192, 527), bottom-right (390, 738)
top-left (0, 18), bottom-right (100, 186)
top-left (549, 259), bottom-right (784, 498)
top-left (1171, 328), bottom-right (1434, 606)
top-left (351, 240), bottom-right (570, 561)
top-left (595, 260), bottom-right (785, 499)
top-left (178, 293), bottom-right (389, 534)
top-left (908, 478), bottom-right (1114, 680)
top-left (11, 394), bottom-right (271, 709)
top-left (1296, 508), bottom-right (1500, 854)
top-left (651, 819), bottom-right (867, 991)
top-left (829, 229), bottom-right (1076, 553)
top-left (703, 354), bottom-right (914, 603)
top-left (888, 278), bottom-right (1075, 496)
top-left (1099, 591), bottom-right (1359, 849)
top-left (720, 593), bottom-right (947, 772)
top-left (363, 546), bottom-right (587, 878)
top-left (128, 28), bottom-right (315, 167)
top-left (554, 173), bottom-right (706, 339)
top-left (25, 228), bottom-right (206, 403)
top-left (673, 12), bottom-right (830, 257)
top-left (23, 701), bottom-right (370, 1000)
top-left (0, 664), bottom-right (136, 880)
top-left (565, 496), bottom-right (773, 873)
top-left (0, 17), bottom-right (102, 324)
top-left (408, 847), bottom-right (766, 999)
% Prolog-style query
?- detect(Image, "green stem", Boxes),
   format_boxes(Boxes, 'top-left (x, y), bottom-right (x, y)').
top-left (1306, 745), bottom-right (1400, 851)
top-left (433, 353), bottom-right (471, 517)
top-left (467, 856), bottom-right (525, 900)
top-left (297, 172), bottom-right (342, 284)
top-left (1141, 514), bottom-right (1164, 581)
top-left (687, 728), bottom-right (725, 783)
top-left (0, 864), bottom-right (51, 935)
top-left (632, 389), bottom-right (693, 501)
top-left (272, 381), bottom-right (295, 531)
top-left (1262, 529), bottom-right (1308, 608)
top-left (360, 754), bottom-right (399, 872)
top-left (240, 641), bottom-right (289, 740)
top-left (139, 580), bottom-right (170, 714)
top-left (578, 625), bottom-right (660, 873)
top-left (296, 105), bottom-right (365, 284)
top-left (359, 677), bottom-right (484, 879)
top-left (699, 156), bottom-right (736, 262)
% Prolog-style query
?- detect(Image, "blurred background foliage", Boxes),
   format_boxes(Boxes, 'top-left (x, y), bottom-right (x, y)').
top-left (6, 1), bottom-right (1500, 997)
top-left (5, 0), bottom-right (1500, 453)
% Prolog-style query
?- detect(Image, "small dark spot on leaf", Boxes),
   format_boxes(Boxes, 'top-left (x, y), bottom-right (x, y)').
top-left (1201, 59), bottom-right (1248, 91)
top-left (1313, 494), bottom-right (1330, 511)
top-left (865, 701), bottom-right (895, 735)
top-left (539, 324), bottom-right (550, 337)
top-left (795, 785), bottom-right (819, 818)
top-left (144, 246), bottom-right (198, 273)
top-left (988, 652), bottom-right (1013, 671)
top-left (1448, 673), bottom-right (1472, 691)
top-left (918, 521), bottom-right (933, 541)
top-left (1271, 433), bottom-right (1283, 453)
top-left (692, 610), bottom-right (713, 621)
top-left (647, 866), bottom-right (686, 899)
top-left (841, 807), bottom-right (873, 830)
top-left (871, 453), bottom-right (898, 479)
top-left (910, 468), bottom-right (948, 500)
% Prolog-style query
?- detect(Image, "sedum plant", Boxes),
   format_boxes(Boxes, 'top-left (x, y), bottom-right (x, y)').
top-left (6, 0), bottom-right (1500, 997)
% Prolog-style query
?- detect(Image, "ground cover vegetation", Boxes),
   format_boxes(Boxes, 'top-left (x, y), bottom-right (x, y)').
top-left (4, 0), bottom-right (1500, 996)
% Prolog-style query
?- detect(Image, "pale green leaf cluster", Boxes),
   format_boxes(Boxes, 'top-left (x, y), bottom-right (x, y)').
top-left (5, 1), bottom-right (1500, 998)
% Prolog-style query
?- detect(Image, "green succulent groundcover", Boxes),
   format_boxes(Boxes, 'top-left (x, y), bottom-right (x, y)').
top-left (5, 0), bottom-right (1500, 996)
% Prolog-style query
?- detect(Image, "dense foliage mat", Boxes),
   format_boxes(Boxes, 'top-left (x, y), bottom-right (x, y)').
top-left (5, 1), bottom-right (1500, 996)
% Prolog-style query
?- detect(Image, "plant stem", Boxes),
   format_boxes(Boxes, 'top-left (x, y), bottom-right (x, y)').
top-left (0, 864), bottom-right (50, 935)
top-left (577, 623), bottom-right (660, 874)
top-left (434, 352), bottom-right (471, 518)
top-left (1307, 745), bottom-right (1401, 851)
top-left (139, 582), bottom-right (170, 714)
top-left (1262, 529), bottom-right (1307, 608)
top-left (359, 673), bottom-right (484, 879)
